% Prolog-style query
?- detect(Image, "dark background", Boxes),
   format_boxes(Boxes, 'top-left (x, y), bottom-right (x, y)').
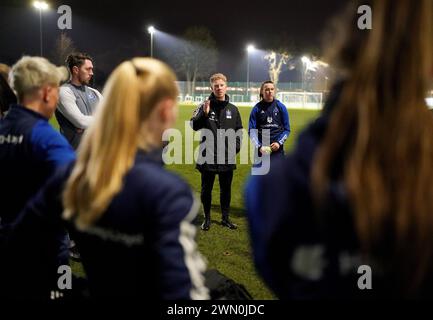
top-left (0, 0), bottom-right (347, 83)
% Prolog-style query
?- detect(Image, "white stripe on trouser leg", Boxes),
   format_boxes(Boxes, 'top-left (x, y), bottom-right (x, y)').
top-left (179, 194), bottom-right (210, 300)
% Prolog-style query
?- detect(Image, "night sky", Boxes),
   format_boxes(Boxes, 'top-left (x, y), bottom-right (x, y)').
top-left (0, 0), bottom-right (347, 83)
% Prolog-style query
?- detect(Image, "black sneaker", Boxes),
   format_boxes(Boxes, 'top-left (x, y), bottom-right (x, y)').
top-left (69, 242), bottom-right (81, 262)
top-left (221, 218), bottom-right (237, 229)
top-left (201, 216), bottom-right (211, 231)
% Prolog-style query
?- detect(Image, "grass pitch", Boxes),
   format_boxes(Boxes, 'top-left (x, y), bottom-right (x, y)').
top-left (52, 104), bottom-right (320, 299)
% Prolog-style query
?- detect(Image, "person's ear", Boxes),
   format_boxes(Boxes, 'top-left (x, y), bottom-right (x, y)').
top-left (72, 65), bottom-right (79, 75)
top-left (41, 86), bottom-right (50, 103)
top-left (158, 98), bottom-right (176, 123)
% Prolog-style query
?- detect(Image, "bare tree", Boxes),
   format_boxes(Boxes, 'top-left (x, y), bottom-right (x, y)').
top-left (262, 33), bottom-right (300, 85)
top-left (51, 32), bottom-right (76, 66)
top-left (171, 26), bottom-right (218, 96)
top-left (264, 51), bottom-right (291, 86)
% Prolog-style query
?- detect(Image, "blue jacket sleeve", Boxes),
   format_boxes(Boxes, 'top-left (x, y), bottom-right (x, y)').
top-left (245, 175), bottom-right (267, 278)
top-left (246, 157), bottom-right (300, 299)
top-left (248, 106), bottom-right (261, 148)
top-left (276, 102), bottom-right (291, 146)
top-left (155, 181), bottom-right (209, 300)
top-left (31, 120), bottom-right (76, 168)
top-left (246, 121), bottom-right (327, 299)
top-left (4, 165), bottom-right (71, 298)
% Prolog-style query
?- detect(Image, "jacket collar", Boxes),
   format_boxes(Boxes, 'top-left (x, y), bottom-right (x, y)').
top-left (7, 104), bottom-right (48, 121)
top-left (135, 148), bottom-right (164, 166)
top-left (258, 99), bottom-right (276, 109)
top-left (208, 93), bottom-right (229, 107)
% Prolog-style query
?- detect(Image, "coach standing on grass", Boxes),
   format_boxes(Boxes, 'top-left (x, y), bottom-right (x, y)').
top-left (191, 73), bottom-right (243, 231)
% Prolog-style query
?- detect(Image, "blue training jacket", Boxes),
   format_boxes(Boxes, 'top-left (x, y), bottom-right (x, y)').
top-left (5, 149), bottom-right (210, 300)
top-left (248, 99), bottom-right (290, 149)
top-left (0, 104), bottom-right (75, 224)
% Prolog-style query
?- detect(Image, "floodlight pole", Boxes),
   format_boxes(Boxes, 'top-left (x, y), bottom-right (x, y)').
top-left (246, 53), bottom-right (250, 102)
top-left (148, 26), bottom-right (155, 58)
top-left (38, 8), bottom-right (43, 56)
top-left (150, 31), bottom-right (154, 58)
top-left (33, 1), bottom-right (48, 56)
top-left (246, 45), bottom-right (255, 102)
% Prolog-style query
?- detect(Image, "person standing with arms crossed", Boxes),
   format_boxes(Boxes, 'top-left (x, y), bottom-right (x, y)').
top-left (56, 53), bottom-right (102, 149)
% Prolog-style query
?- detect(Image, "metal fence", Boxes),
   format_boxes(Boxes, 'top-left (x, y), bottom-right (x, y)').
top-left (176, 81), bottom-right (324, 109)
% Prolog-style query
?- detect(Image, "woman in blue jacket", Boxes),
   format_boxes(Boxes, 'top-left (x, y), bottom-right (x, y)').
top-left (248, 81), bottom-right (290, 159)
top-left (6, 58), bottom-right (209, 300)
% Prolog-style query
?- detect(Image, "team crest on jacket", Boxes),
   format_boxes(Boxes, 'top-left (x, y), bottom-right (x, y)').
top-left (226, 110), bottom-right (232, 119)
top-left (209, 111), bottom-right (216, 120)
top-left (267, 116), bottom-right (273, 123)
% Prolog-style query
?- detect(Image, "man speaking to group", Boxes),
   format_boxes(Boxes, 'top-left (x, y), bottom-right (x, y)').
top-left (190, 73), bottom-right (243, 231)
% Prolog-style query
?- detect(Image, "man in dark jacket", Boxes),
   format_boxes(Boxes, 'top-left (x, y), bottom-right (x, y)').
top-left (190, 73), bottom-right (243, 231)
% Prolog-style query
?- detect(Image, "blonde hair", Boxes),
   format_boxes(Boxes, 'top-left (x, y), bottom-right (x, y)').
top-left (10, 56), bottom-right (68, 100)
top-left (62, 58), bottom-right (178, 229)
top-left (210, 73), bottom-right (227, 84)
top-left (313, 0), bottom-right (433, 294)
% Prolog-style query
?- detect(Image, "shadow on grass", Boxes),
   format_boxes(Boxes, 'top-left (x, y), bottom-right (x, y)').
top-left (193, 205), bottom-right (246, 227)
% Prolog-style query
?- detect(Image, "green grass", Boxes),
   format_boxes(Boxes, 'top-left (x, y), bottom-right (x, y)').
top-left (55, 105), bottom-right (320, 300)
top-left (49, 116), bottom-right (59, 130)
top-left (167, 105), bottom-right (320, 299)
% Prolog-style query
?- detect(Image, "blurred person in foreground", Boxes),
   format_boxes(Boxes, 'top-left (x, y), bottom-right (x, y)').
top-left (0, 56), bottom-right (74, 227)
top-left (0, 63), bottom-right (17, 118)
top-left (5, 58), bottom-right (209, 300)
top-left (246, 0), bottom-right (433, 299)
top-left (0, 56), bottom-right (75, 299)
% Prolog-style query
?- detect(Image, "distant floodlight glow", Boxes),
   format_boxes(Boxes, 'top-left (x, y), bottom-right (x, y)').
top-left (302, 56), bottom-right (328, 72)
top-left (148, 26), bottom-right (155, 34)
top-left (247, 44), bottom-right (255, 53)
top-left (33, 1), bottom-right (49, 10)
top-left (301, 56), bottom-right (310, 64)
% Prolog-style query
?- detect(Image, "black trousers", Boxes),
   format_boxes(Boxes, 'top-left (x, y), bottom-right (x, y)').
top-left (200, 170), bottom-right (233, 219)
